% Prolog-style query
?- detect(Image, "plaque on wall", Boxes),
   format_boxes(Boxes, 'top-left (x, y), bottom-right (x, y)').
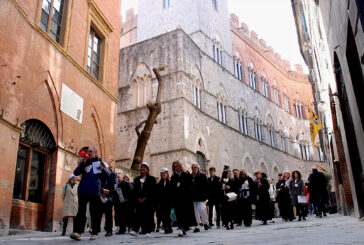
top-left (60, 83), bottom-right (84, 123)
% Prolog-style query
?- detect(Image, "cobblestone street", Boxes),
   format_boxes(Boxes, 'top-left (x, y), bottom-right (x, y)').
top-left (1, 214), bottom-right (363, 245)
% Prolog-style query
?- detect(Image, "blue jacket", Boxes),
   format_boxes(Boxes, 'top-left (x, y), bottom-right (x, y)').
top-left (74, 158), bottom-right (110, 196)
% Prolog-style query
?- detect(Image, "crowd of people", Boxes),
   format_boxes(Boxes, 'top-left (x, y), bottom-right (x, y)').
top-left (64, 146), bottom-right (331, 241)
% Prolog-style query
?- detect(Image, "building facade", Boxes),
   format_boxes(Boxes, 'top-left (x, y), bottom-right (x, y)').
top-left (0, 0), bottom-right (121, 233)
top-left (117, 0), bottom-right (327, 179)
top-left (291, 0), bottom-right (364, 218)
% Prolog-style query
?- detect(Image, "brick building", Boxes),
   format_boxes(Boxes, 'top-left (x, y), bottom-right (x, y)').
top-left (117, 1), bottom-right (328, 179)
top-left (0, 0), bottom-right (121, 233)
top-left (291, 0), bottom-right (364, 218)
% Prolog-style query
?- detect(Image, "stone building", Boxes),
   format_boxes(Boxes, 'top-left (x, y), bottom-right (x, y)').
top-left (117, 0), bottom-right (328, 180)
top-left (0, 0), bottom-right (121, 233)
top-left (291, 0), bottom-right (364, 218)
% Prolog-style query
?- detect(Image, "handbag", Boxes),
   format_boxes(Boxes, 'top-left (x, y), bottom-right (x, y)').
top-left (115, 187), bottom-right (126, 203)
top-left (225, 192), bottom-right (237, 202)
top-left (297, 195), bottom-right (307, 204)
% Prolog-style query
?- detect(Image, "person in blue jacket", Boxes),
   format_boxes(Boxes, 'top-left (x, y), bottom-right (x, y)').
top-left (70, 146), bottom-right (110, 241)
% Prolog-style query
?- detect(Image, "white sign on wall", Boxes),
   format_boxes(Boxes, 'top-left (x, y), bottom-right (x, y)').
top-left (60, 83), bottom-right (84, 123)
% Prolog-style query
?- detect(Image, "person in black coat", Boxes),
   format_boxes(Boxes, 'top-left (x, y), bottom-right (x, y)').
top-left (237, 170), bottom-right (256, 227)
top-left (276, 171), bottom-right (294, 221)
top-left (254, 170), bottom-right (271, 225)
top-left (220, 169), bottom-right (235, 230)
top-left (155, 167), bottom-right (173, 234)
top-left (308, 168), bottom-right (328, 218)
top-left (170, 160), bottom-right (196, 237)
top-left (207, 167), bottom-right (222, 227)
top-left (114, 173), bottom-right (133, 234)
top-left (101, 164), bottom-right (118, 236)
top-left (130, 162), bottom-right (156, 237)
top-left (191, 163), bottom-right (209, 232)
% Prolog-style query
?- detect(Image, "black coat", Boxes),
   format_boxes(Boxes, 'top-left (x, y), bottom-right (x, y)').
top-left (191, 172), bottom-right (208, 201)
top-left (255, 177), bottom-right (271, 221)
top-left (308, 171), bottom-right (328, 202)
top-left (207, 175), bottom-right (222, 203)
top-left (170, 171), bottom-right (193, 203)
top-left (290, 179), bottom-right (304, 206)
top-left (132, 175), bottom-right (157, 205)
top-left (156, 178), bottom-right (173, 207)
top-left (116, 180), bottom-right (133, 202)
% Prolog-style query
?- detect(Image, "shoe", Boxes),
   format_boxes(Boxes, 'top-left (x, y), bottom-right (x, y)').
top-left (303, 217), bottom-right (306, 221)
top-left (298, 218), bottom-right (302, 221)
top-left (129, 231), bottom-right (138, 237)
top-left (145, 233), bottom-right (152, 238)
top-left (90, 235), bottom-right (97, 240)
top-left (155, 228), bottom-right (159, 232)
top-left (262, 221), bottom-right (267, 225)
top-left (193, 227), bottom-right (200, 233)
top-left (61, 231), bottom-right (66, 236)
top-left (323, 213), bottom-right (327, 217)
top-left (178, 230), bottom-right (184, 237)
top-left (182, 229), bottom-right (187, 235)
top-left (105, 231), bottom-right (112, 236)
top-left (216, 224), bottom-right (220, 228)
top-left (165, 228), bottom-right (173, 234)
top-left (116, 230), bottom-right (125, 234)
top-left (204, 224), bottom-right (210, 230)
top-left (70, 233), bottom-right (81, 241)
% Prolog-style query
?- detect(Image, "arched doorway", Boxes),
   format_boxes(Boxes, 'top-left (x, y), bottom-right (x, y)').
top-left (196, 151), bottom-right (206, 172)
top-left (11, 119), bottom-right (57, 231)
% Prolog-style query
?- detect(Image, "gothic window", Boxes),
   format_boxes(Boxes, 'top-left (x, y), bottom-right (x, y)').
top-left (318, 147), bottom-right (323, 161)
top-left (132, 77), bottom-right (152, 108)
top-left (294, 102), bottom-right (303, 118)
top-left (254, 120), bottom-right (262, 141)
top-left (40, 0), bottom-right (66, 43)
top-left (262, 79), bottom-right (269, 98)
top-left (192, 83), bottom-right (201, 109)
top-left (280, 134), bottom-right (288, 152)
top-left (12, 120), bottom-right (56, 204)
top-left (284, 95), bottom-right (290, 112)
top-left (196, 151), bottom-right (206, 171)
top-left (233, 59), bottom-right (243, 81)
top-left (217, 101), bottom-right (226, 123)
top-left (248, 65), bottom-right (256, 90)
top-left (87, 27), bottom-right (102, 80)
top-left (212, 0), bottom-right (218, 10)
top-left (239, 112), bottom-right (248, 135)
top-left (273, 88), bottom-right (281, 106)
top-left (213, 45), bottom-right (222, 65)
top-left (163, 0), bottom-right (171, 8)
top-left (269, 128), bottom-right (275, 147)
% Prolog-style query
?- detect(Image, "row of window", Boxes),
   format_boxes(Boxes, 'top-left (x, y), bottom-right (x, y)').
top-left (40, 0), bottom-right (103, 81)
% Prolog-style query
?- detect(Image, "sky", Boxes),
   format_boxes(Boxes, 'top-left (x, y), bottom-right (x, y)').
top-left (121, 0), bottom-right (307, 72)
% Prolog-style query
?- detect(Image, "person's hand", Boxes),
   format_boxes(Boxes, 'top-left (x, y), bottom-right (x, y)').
top-left (103, 189), bottom-right (110, 195)
top-left (225, 185), bottom-right (230, 190)
top-left (258, 182), bottom-right (262, 186)
top-left (97, 163), bottom-right (103, 170)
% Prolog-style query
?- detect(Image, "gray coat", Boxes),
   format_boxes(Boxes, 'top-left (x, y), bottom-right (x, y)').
top-left (290, 179), bottom-right (304, 206)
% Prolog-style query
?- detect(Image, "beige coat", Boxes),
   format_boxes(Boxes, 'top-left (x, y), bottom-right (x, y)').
top-left (62, 183), bottom-right (78, 217)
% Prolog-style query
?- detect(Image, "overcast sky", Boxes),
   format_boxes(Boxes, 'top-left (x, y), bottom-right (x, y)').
top-left (121, 0), bottom-right (307, 72)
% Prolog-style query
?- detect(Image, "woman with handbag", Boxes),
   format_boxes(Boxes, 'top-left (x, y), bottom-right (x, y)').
top-left (237, 170), bottom-right (256, 227)
top-left (290, 170), bottom-right (306, 221)
top-left (220, 169), bottom-right (235, 230)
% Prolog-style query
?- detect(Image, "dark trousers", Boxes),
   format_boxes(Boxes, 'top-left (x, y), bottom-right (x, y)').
top-left (133, 202), bottom-right (155, 234)
top-left (239, 198), bottom-right (252, 226)
top-left (295, 205), bottom-right (306, 218)
top-left (115, 201), bottom-right (133, 233)
top-left (73, 194), bottom-right (102, 235)
top-left (221, 201), bottom-right (234, 227)
top-left (102, 200), bottom-right (113, 232)
top-left (158, 204), bottom-right (172, 230)
top-left (208, 201), bottom-right (221, 226)
top-left (174, 200), bottom-right (195, 231)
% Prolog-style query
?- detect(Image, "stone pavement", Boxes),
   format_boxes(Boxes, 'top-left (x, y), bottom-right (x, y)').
top-left (1, 214), bottom-right (363, 245)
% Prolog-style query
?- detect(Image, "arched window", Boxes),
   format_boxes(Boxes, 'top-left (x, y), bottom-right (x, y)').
top-left (131, 77), bottom-right (152, 108)
top-left (196, 151), bottom-right (206, 171)
top-left (254, 119), bottom-right (262, 141)
top-left (273, 87), bottom-right (281, 106)
top-left (248, 63), bottom-right (256, 90)
top-left (268, 126), bottom-right (276, 147)
top-left (233, 58), bottom-right (243, 81)
top-left (213, 44), bottom-right (223, 65)
top-left (191, 78), bottom-right (202, 109)
top-left (261, 77), bottom-right (269, 98)
top-left (239, 110), bottom-right (248, 135)
top-left (216, 94), bottom-right (227, 123)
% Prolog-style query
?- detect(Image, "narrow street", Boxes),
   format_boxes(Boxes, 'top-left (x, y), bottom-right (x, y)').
top-left (1, 214), bottom-right (363, 245)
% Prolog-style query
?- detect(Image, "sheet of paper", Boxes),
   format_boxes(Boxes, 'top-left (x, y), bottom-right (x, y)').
top-left (92, 161), bottom-right (102, 174)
